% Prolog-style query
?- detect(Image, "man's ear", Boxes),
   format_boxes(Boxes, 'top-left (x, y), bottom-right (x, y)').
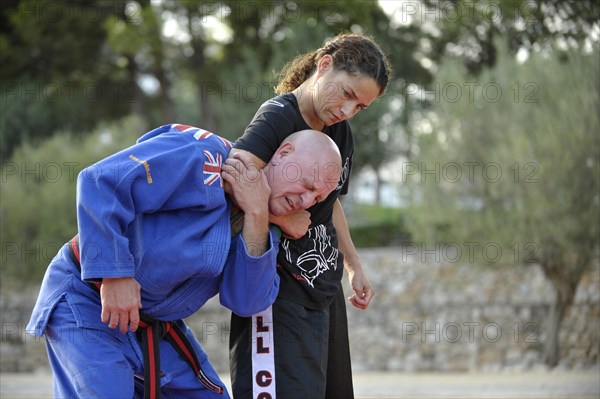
top-left (275, 142), bottom-right (294, 159)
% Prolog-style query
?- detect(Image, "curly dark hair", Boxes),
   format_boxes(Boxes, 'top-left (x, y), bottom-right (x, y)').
top-left (275, 33), bottom-right (392, 96)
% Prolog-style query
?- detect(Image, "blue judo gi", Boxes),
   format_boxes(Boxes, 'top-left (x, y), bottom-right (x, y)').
top-left (27, 124), bottom-right (281, 398)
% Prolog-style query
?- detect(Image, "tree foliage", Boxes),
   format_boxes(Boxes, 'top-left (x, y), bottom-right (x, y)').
top-left (1, 116), bottom-right (145, 284)
top-left (418, 0), bottom-right (600, 74)
top-left (0, 0), bottom-right (142, 160)
top-left (2, 0), bottom-right (598, 167)
top-left (408, 40), bottom-right (599, 366)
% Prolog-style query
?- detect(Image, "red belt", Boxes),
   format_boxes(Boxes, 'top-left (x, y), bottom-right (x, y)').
top-left (67, 235), bottom-right (224, 398)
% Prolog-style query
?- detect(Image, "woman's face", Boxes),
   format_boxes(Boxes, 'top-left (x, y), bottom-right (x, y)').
top-left (311, 56), bottom-right (381, 126)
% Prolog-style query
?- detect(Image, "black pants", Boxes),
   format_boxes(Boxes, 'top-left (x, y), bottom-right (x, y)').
top-left (229, 285), bottom-right (354, 399)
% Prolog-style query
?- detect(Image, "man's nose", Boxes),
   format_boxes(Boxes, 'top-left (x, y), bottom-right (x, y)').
top-left (300, 192), bottom-right (317, 208)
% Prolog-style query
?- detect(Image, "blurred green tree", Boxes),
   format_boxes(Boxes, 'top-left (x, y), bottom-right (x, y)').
top-left (1, 116), bottom-right (145, 285)
top-left (408, 41), bottom-right (599, 367)
top-left (418, 0), bottom-right (600, 73)
top-left (0, 0), bottom-right (146, 160)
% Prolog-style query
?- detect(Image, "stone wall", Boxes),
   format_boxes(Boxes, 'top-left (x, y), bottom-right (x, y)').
top-left (345, 249), bottom-right (599, 373)
top-left (2, 248), bottom-right (598, 374)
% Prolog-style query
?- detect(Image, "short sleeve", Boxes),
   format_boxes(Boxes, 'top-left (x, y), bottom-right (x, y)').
top-left (234, 96), bottom-right (309, 163)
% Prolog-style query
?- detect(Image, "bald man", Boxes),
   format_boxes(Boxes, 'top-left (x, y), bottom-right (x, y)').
top-left (27, 124), bottom-right (341, 399)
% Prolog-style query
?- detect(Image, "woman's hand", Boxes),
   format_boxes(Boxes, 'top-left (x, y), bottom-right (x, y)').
top-left (347, 267), bottom-right (375, 310)
top-left (269, 211), bottom-right (311, 239)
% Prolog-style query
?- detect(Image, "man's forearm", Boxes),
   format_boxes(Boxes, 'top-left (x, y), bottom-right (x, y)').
top-left (242, 211), bottom-right (270, 256)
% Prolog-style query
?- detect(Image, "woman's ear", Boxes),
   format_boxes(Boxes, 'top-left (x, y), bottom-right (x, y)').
top-left (316, 54), bottom-right (333, 76)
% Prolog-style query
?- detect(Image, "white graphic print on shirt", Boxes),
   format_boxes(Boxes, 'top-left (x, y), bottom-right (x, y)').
top-left (336, 157), bottom-right (350, 191)
top-left (281, 225), bottom-right (339, 287)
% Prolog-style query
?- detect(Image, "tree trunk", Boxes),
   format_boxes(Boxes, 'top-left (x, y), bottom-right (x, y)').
top-left (543, 276), bottom-right (576, 367)
top-left (374, 169), bottom-right (383, 206)
top-left (155, 66), bottom-right (175, 123)
top-left (126, 55), bottom-right (144, 119)
top-left (198, 85), bottom-right (218, 131)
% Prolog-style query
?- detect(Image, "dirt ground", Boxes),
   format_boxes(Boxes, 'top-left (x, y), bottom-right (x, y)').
top-left (1, 370), bottom-right (599, 398)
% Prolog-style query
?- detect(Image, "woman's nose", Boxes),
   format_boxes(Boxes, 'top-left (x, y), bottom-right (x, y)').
top-left (341, 101), bottom-right (357, 117)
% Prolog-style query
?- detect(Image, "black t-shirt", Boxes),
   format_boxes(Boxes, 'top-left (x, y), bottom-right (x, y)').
top-left (235, 93), bottom-right (354, 309)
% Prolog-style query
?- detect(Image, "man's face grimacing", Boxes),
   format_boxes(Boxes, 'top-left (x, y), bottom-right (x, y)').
top-left (264, 130), bottom-right (342, 216)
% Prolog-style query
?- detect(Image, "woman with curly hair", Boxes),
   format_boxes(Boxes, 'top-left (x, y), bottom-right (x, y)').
top-left (229, 32), bottom-right (392, 398)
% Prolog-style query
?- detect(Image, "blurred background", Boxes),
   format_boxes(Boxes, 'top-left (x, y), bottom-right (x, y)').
top-left (1, 0), bottom-right (599, 397)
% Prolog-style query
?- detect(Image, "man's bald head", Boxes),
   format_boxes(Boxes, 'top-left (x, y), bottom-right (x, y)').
top-left (264, 130), bottom-right (343, 215)
top-left (280, 129), bottom-right (342, 167)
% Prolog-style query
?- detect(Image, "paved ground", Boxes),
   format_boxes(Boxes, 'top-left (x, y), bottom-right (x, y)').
top-left (1, 371), bottom-right (599, 398)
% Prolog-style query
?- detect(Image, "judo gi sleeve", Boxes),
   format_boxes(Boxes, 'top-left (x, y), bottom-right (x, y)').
top-left (219, 227), bottom-right (281, 317)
